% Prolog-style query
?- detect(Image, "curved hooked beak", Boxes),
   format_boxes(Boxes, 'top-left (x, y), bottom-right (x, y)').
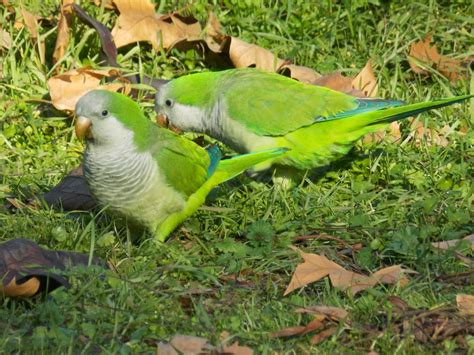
top-left (156, 113), bottom-right (181, 134)
top-left (156, 113), bottom-right (169, 128)
top-left (75, 116), bottom-right (92, 140)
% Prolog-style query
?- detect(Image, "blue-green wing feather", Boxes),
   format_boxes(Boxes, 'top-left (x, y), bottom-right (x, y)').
top-left (205, 145), bottom-right (222, 176)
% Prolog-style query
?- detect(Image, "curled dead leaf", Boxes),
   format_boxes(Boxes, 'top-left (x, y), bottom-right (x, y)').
top-left (17, 7), bottom-right (45, 64)
top-left (352, 59), bottom-right (378, 97)
top-left (408, 36), bottom-right (469, 83)
top-left (47, 68), bottom-right (130, 111)
top-left (53, 0), bottom-right (75, 64)
top-left (111, 0), bottom-right (201, 50)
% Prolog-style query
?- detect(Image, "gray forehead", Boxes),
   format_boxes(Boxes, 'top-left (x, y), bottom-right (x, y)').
top-left (76, 91), bottom-right (111, 116)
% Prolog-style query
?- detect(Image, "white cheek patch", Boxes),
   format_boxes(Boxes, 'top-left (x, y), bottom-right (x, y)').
top-left (170, 104), bottom-right (205, 132)
top-left (92, 116), bottom-right (134, 147)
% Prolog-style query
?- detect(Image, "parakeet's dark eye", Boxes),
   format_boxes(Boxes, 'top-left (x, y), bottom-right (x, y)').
top-left (101, 110), bottom-right (109, 117)
top-left (165, 99), bottom-right (173, 108)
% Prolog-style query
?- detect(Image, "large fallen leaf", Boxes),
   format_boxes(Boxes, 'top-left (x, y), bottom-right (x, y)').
top-left (47, 67), bottom-right (130, 111)
top-left (408, 36), bottom-right (470, 83)
top-left (0, 238), bottom-right (108, 298)
top-left (456, 294), bottom-right (474, 316)
top-left (111, 0), bottom-right (201, 49)
top-left (284, 246), bottom-right (409, 296)
top-left (52, 0), bottom-right (75, 64)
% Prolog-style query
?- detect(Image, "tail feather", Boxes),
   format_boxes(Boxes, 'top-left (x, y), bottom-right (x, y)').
top-left (358, 94), bottom-right (473, 127)
top-left (212, 148), bottom-right (289, 184)
top-left (155, 147), bottom-right (288, 241)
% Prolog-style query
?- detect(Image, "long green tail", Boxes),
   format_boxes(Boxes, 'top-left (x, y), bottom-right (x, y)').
top-left (355, 94), bottom-right (472, 128)
top-left (283, 94), bottom-right (472, 170)
top-left (155, 148), bottom-right (288, 242)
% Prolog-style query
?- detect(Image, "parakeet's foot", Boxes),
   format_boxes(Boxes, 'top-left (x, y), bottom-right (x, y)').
top-left (271, 165), bottom-right (306, 190)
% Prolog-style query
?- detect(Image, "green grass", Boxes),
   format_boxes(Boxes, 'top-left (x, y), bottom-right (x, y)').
top-left (1, 0), bottom-right (473, 353)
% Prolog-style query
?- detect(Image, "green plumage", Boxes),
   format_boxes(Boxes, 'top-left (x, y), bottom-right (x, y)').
top-left (155, 68), bottom-right (472, 174)
top-left (75, 90), bottom-right (286, 241)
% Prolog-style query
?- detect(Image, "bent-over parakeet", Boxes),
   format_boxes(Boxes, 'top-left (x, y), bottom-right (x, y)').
top-left (75, 90), bottom-right (286, 241)
top-left (154, 68), bottom-right (472, 182)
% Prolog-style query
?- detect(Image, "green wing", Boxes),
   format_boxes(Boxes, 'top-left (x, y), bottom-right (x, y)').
top-left (221, 69), bottom-right (393, 136)
top-left (151, 127), bottom-right (210, 197)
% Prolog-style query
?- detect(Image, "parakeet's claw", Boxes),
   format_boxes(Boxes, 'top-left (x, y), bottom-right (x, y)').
top-left (271, 166), bottom-right (307, 190)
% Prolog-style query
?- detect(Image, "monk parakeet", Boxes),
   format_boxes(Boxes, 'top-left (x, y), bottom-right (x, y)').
top-left (154, 68), bottom-right (472, 182)
top-left (74, 90), bottom-right (286, 241)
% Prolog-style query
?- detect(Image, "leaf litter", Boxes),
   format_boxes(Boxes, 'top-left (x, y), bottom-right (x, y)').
top-left (408, 35), bottom-right (473, 83)
top-left (284, 246), bottom-right (410, 296)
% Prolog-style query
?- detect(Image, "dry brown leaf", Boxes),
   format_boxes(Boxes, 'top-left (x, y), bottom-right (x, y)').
top-left (157, 333), bottom-right (253, 354)
top-left (53, 0), bottom-right (75, 64)
top-left (312, 60), bottom-right (377, 98)
top-left (280, 64), bottom-right (321, 84)
top-left (227, 37), bottom-right (286, 72)
top-left (313, 72), bottom-right (353, 93)
top-left (221, 341), bottom-right (253, 355)
top-left (432, 234), bottom-right (474, 251)
top-left (168, 335), bottom-right (210, 354)
top-left (269, 325), bottom-right (306, 338)
top-left (352, 59), bottom-right (378, 98)
top-left (456, 294), bottom-right (474, 316)
top-left (295, 306), bottom-right (348, 321)
top-left (270, 318), bottom-right (326, 339)
top-left (111, 0), bottom-right (201, 50)
top-left (408, 36), bottom-right (468, 82)
top-left (47, 68), bottom-right (130, 111)
top-left (0, 28), bottom-right (12, 49)
top-left (93, 0), bottom-right (114, 9)
top-left (204, 13), bottom-right (320, 81)
top-left (17, 7), bottom-right (45, 63)
top-left (310, 326), bottom-right (338, 345)
top-left (285, 247), bottom-right (409, 296)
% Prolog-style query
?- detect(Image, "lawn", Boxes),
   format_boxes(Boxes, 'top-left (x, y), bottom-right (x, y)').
top-left (1, 0), bottom-right (473, 353)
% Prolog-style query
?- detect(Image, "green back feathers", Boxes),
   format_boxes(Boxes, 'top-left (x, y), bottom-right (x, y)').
top-left (167, 71), bottom-right (220, 107)
top-left (217, 69), bottom-right (360, 136)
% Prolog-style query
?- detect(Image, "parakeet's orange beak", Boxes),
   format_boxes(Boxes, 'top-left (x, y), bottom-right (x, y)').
top-left (156, 113), bottom-right (169, 128)
top-left (75, 116), bottom-right (92, 140)
top-left (156, 113), bottom-right (182, 134)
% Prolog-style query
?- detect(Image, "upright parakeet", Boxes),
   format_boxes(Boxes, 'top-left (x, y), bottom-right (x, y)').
top-left (154, 68), bottom-right (472, 182)
top-left (74, 90), bottom-right (286, 241)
